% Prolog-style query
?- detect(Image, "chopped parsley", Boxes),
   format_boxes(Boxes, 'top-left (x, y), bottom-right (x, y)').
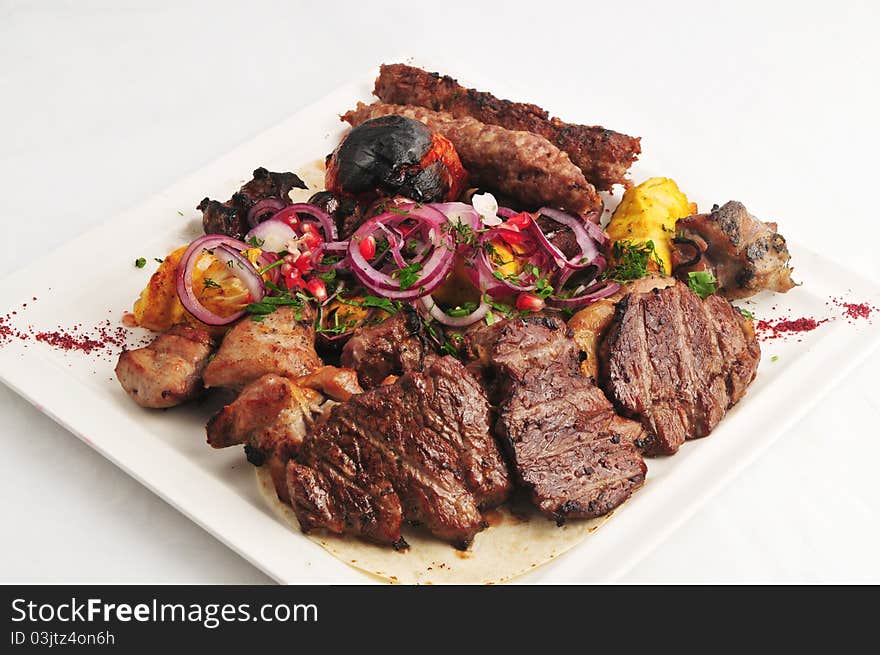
top-left (444, 302), bottom-right (480, 317)
top-left (177, 210), bottom-right (184, 217)
top-left (392, 262), bottom-right (422, 290)
top-left (245, 294), bottom-right (304, 319)
top-left (154, 257), bottom-right (164, 264)
top-left (442, 218), bottom-right (478, 247)
top-left (134, 257), bottom-right (147, 269)
top-left (247, 236), bottom-right (266, 248)
top-left (738, 307), bottom-right (755, 320)
top-left (687, 270), bottom-right (717, 299)
top-left (770, 355), bottom-right (779, 362)
top-left (202, 277), bottom-right (222, 290)
top-left (603, 240), bottom-right (663, 282)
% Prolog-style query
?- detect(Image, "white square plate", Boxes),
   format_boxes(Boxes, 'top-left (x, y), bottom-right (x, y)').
top-left (1, 67), bottom-right (878, 584)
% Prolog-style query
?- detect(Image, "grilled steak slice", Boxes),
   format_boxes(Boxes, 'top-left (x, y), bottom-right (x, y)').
top-left (115, 324), bottom-right (215, 408)
top-left (600, 282), bottom-right (760, 455)
top-left (206, 374), bottom-right (328, 503)
top-left (373, 64), bottom-right (641, 192)
top-left (343, 102), bottom-right (602, 217)
top-left (461, 314), bottom-right (578, 403)
top-left (340, 306), bottom-right (431, 389)
top-left (203, 306), bottom-right (321, 391)
top-left (497, 362), bottom-right (647, 522)
top-left (287, 356), bottom-right (512, 548)
top-left (671, 201), bottom-right (795, 299)
top-left (198, 167), bottom-right (307, 240)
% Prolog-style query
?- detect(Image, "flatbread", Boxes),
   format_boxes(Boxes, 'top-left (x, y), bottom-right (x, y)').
top-left (256, 467), bottom-right (613, 585)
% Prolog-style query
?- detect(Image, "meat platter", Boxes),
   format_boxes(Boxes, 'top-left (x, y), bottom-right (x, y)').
top-left (0, 62), bottom-right (877, 584)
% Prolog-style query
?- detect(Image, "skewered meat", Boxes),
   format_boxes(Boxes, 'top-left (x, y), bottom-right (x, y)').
top-left (373, 63), bottom-right (641, 192)
top-left (325, 115), bottom-right (467, 203)
top-left (286, 356), bottom-right (512, 548)
top-left (600, 282), bottom-right (761, 455)
top-left (342, 102), bottom-right (602, 218)
top-left (568, 275), bottom-right (674, 380)
top-left (202, 306), bottom-right (321, 390)
top-left (198, 167), bottom-right (307, 240)
top-left (339, 306), bottom-right (431, 389)
top-left (461, 314), bottom-right (647, 521)
top-left (206, 374), bottom-right (328, 502)
top-left (115, 324), bottom-right (215, 408)
top-left (671, 201), bottom-right (795, 299)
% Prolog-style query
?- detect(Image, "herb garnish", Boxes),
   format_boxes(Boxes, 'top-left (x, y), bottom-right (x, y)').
top-left (738, 307), bottom-right (755, 320)
top-left (134, 257), bottom-right (147, 269)
top-left (247, 236), bottom-right (266, 248)
top-left (392, 262), bottom-right (422, 290)
top-left (603, 240), bottom-right (663, 282)
top-left (203, 277), bottom-right (222, 290)
top-left (687, 271), bottom-right (717, 299)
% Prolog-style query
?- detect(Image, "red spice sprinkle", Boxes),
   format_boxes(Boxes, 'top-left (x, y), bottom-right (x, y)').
top-left (34, 330), bottom-right (106, 354)
top-left (832, 299), bottom-right (876, 321)
top-left (755, 317), bottom-right (830, 340)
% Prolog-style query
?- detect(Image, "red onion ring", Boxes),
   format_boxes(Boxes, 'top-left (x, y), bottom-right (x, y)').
top-left (534, 207), bottom-right (605, 271)
top-left (271, 203), bottom-right (338, 241)
top-left (175, 235), bottom-right (266, 326)
top-left (347, 206), bottom-right (455, 300)
top-left (419, 295), bottom-right (490, 328)
top-left (247, 198), bottom-right (287, 228)
top-left (546, 279), bottom-right (621, 309)
top-left (312, 241), bottom-right (350, 272)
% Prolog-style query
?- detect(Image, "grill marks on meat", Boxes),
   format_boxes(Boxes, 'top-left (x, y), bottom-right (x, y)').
top-left (340, 307), bottom-right (430, 389)
top-left (497, 364), bottom-right (646, 522)
top-left (286, 357), bottom-right (511, 548)
top-left (198, 167), bottom-right (307, 240)
top-left (374, 63), bottom-right (641, 192)
top-left (600, 282), bottom-right (760, 455)
top-left (202, 306), bottom-right (322, 390)
top-left (206, 374), bottom-right (328, 503)
top-left (115, 325), bottom-right (215, 408)
top-left (672, 201), bottom-right (795, 299)
top-left (461, 315), bottom-right (647, 521)
top-left (342, 102), bottom-right (602, 217)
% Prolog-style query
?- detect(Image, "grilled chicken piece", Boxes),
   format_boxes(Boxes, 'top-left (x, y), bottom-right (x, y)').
top-left (202, 306), bottom-right (321, 390)
top-left (568, 275), bottom-right (674, 380)
top-left (294, 366), bottom-right (363, 401)
top-left (671, 201), bottom-right (795, 299)
top-left (206, 374), bottom-right (329, 503)
top-left (198, 167), bottom-right (307, 240)
top-left (115, 325), bottom-right (215, 408)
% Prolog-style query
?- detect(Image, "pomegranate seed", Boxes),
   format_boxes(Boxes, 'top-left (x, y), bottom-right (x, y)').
top-left (281, 214), bottom-right (299, 229)
top-left (516, 292), bottom-right (545, 312)
top-left (359, 235), bottom-right (377, 260)
top-left (506, 212), bottom-right (532, 230)
top-left (280, 262), bottom-right (293, 276)
top-left (301, 231), bottom-right (322, 249)
top-left (296, 252), bottom-right (314, 274)
top-left (306, 278), bottom-right (328, 302)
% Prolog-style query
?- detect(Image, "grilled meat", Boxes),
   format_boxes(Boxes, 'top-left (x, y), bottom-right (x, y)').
top-left (307, 190), bottom-right (365, 240)
top-left (672, 201), bottom-right (795, 299)
top-left (342, 102), bottom-right (602, 218)
top-left (287, 356), bottom-right (512, 548)
top-left (462, 314), bottom-right (647, 521)
top-left (115, 324), bottom-right (215, 408)
top-left (294, 366), bottom-right (363, 402)
top-left (497, 362), bottom-right (647, 522)
top-left (568, 275), bottom-right (674, 380)
top-left (207, 374), bottom-right (328, 502)
top-left (600, 281), bottom-right (761, 455)
top-left (373, 63), bottom-right (641, 192)
top-left (202, 306), bottom-right (321, 390)
top-left (339, 306), bottom-right (432, 389)
top-left (198, 167), bottom-right (307, 240)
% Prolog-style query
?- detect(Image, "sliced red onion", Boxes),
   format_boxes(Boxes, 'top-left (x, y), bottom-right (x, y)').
top-left (347, 207), bottom-right (455, 300)
top-left (312, 241), bottom-right (350, 272)
top-left (535, 207), bottom-right (606, 271)
top-left (546, 279), bottom-right (621, 309)
top-left (272, 203), bottom-right (338, 241)
top-left (420, 295), bottom-right (490, 327)
top-left (247, 198), bottom-right (288, 228)
top-left (244, 219), bottom-right (298, 253)
top-left (175, 235), bottom-right (265, 326)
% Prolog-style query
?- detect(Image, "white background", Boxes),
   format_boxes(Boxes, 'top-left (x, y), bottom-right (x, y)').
top-left (1, 0), bottom-right (878, 583)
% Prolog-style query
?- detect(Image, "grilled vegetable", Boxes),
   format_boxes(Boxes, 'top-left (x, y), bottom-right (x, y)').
top-left (606, 177), bottom-right (696, 274)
